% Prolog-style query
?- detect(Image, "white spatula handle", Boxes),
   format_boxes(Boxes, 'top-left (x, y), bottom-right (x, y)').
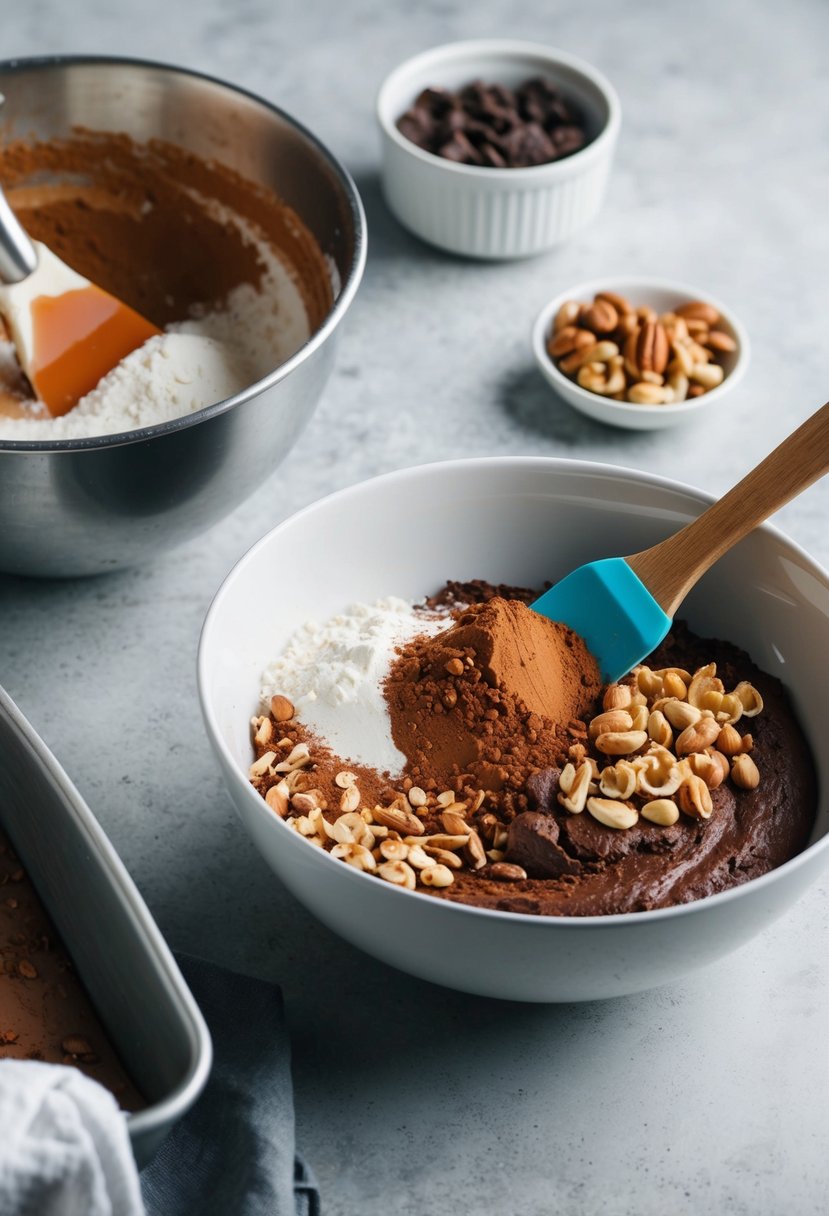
top-left (627, 399), bottom-right (829, 616)
top-left (0, 183), bottom-right (37, 283)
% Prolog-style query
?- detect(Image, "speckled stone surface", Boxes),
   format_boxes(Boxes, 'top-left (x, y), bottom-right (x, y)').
top-left (2, 1), bottom-right (828, 1212)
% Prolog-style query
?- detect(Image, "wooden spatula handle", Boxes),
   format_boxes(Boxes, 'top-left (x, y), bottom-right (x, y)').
top-left (627, 399), bottom-right (829, 617)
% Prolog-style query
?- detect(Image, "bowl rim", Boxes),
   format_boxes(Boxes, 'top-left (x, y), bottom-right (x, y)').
top-left (532, 275), bottom-right (751, 420)
top-left (0, 52), bottom-right (367, 454)
top-left (198, 454), bottom-right (829, 931)
top-left (376, 38), bottom-right (622, 182)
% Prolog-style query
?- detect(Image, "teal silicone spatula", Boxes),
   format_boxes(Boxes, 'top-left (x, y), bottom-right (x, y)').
top-left (533, 399), bottom-right (829, 682)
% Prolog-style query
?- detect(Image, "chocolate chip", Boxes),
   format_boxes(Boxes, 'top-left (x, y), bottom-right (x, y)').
top-left (396, 75), bottom-right (590, 169)
top-left (525, 767), bottom-right (561, 811)
top-left (397, 112), bottom-right (433, 150)
top-left (438, 131), bottom-right (484, 165)
top-left (506, 812), bottom-right (581, 878)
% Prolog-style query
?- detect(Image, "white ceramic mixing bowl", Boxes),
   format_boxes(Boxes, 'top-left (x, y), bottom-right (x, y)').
top-left (198, 459), bottom-right (829, 1002)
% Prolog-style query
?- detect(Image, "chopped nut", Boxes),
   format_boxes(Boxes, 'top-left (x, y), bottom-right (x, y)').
top-left (733, 681), bottom-right (764, 717)
top-left (419, 833), bottom-right (470, 851)
top-left (635, 748), bottom-right (682, 798)
top-left (675, 300), bottom-right (720, 326)
top-left (274, 742), bottom-right (312, 773)
top-left (706, 329), bottom-right (737, 353)
top-left (488, 862), bottom-right (527, 882)
top-left (406, 845), bottom-right (436, 870)
top-left (595, 730), bottom-right (649, 756)
top-left (716, 724), bottom-right (744, 756)
top-left (408, 786), bottom-right (427, 808)
top-left (675, 716), bottom-right (721, 755)
top-left (419, 864), bottom-right (454, 888)
top-left (249, 751), bottom-right (276, 779)
top-left (444, 658), bottom-right (465, 676)
top-left (377, 860), bottom-right (416, 890)
top-left (647, 709), bottom-right (673, 749)
top-left (322, 815), bottom-right (355, 844)
top-left (689, 362), bottom-right (724, 389)
top-left (588, 709), bottom-right (633, 739)
top-left (421, 846), bottom-right (463, 869)
top-left (270, 695), bottom-right (295, 722)
top-left (291, 791), bottom-right (321, 815)
top-left (553, 300), bottom-right (581, 332)
top-left (602, 683), bottom-right (632, 711)
top-left (661, 671), bottom-right (688, 700)
top-left (731, 753), bottom-right (760, 790)
top-left (640, 798), bottom-right (680, 826)
top-left (334, 770), bottom-right (358, 789)
top-left (586, 798), bottom-right (638, 830)
top-left (678, 774), bottom-right (713, 820)
top-left (661, 699), bottom-right (703, 730)
top-left (337, 812), bottom-right (374, 847)
top-left (373, 805), bottom-right (425, 836)
top-left (380, 839), bottom-right (409, 862)
top-left (557, 760), bottom-right (592, 813)
top-left (252, 717), bottom-right (273, 747)
top-left (635, 667), bottom-right (663, 698)
top-left (331, 842), bottom-right (376, 871)
top-left (339, 784), bottom-right (361, 813)
top-left (464, 830), bottom-right (488, 871)
top-left (599, 760), bottom-right (637, 801)
top-left (265, 781), bottom-right (290, 818)
top-left (440, 810), bottom-right (469, 835)
top-left (687, 752), bottom-right (727, 790)
top-left (17, 960), bottom-right (37, 979)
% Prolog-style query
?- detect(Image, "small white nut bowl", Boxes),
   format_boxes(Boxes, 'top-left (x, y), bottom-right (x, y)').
top-left (376, 39), bottom-right (620, 259)
top-left (199, 458), bottom-right (829, 1003)
top-left (532, 276), bottom-right (749, 431)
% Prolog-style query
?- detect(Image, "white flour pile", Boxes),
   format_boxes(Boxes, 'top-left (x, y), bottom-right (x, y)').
top-left (0, 240), bottom-right (311, 441)
top-left (260, 598), bottom-right (450, 774)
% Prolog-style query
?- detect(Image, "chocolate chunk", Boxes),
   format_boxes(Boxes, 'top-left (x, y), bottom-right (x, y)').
top-left (397, 112), bottom-right (433, 150)
top-left (414, 86), bottom-right (455, 118)
top-left (395, 75), bottom-right (590, 168)
top-left (525, 767), bottom-right (561, 811)
top-left (480, 142), bottom-right (507, 168)
top-left (438, 131), bottom-right (484, 165)
top-left (507, 812), bottom-right (581, 877)
top-left (502, 123), bottom-right (556, 168)
top-left (552, 125), bottom-right (587, 156)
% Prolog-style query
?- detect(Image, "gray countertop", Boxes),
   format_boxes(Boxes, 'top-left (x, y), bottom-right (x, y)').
top-left (2, 1), bottom-right (828, 1212)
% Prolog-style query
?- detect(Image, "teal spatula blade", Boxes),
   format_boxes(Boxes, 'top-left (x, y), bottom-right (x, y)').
top-left (531, 400), bottom-right (829, 683)
top-left (532, 558), bottom-right (671, 684)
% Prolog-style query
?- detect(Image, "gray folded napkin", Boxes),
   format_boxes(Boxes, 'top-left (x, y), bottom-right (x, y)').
top-left (140, 956), bottom-right (319, 1216)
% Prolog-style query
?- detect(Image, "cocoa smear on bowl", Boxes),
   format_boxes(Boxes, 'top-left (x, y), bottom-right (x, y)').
top-left (0, 131), bottom-right (333, 331)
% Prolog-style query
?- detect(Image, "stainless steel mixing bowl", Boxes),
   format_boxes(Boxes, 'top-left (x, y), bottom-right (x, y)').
top-left (0, 56), bottom-right (366, 577)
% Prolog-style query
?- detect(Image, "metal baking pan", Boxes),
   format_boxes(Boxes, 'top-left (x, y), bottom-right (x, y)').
top-left (0, 684), bottom-right (212, 1166)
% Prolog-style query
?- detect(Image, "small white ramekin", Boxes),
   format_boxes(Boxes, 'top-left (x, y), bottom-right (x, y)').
top-left (376, 39), bottom-right (621, 260)
top-left (532, 277), bottom-right (750, 431)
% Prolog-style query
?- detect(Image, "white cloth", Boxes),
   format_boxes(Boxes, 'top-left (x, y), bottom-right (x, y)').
top-left (0, 1060), bottom-right (144, 1216)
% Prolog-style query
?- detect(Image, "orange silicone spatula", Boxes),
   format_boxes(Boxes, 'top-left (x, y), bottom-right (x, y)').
top-left (0, 183), bottom-right (160, 417)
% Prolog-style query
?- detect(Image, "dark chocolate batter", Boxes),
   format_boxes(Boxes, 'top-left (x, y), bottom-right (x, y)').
top-left (0, 828), bottom-right (143, 1109)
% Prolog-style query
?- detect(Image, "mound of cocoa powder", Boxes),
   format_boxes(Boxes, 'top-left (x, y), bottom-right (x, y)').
top-left (384, 597), bottom-right (602, 793)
